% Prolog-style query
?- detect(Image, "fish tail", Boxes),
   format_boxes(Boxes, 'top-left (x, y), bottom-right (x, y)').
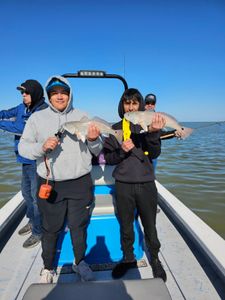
top-left (114, 129), bottom-right (123, 143)
top-left (178, 127), bottom-right (193, 139)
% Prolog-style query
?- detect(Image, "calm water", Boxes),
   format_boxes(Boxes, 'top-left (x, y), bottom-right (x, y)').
top-left (157, 122), bottom-right (225, 239)
top-left (0, 122), bottom-right (225, 239)
top-left (0, 133), bottom-right (21, 206)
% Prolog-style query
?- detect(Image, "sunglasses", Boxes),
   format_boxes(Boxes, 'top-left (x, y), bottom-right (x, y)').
top-left (20, 91), bottom-right (30, 95)
top-left (145, 102), bottom-right (155, 105)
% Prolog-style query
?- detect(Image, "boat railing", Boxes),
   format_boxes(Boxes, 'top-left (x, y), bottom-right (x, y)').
top-left (0, 191), bottom-right (26, 251)
top-left (156, 180), bottom-right (225, 283)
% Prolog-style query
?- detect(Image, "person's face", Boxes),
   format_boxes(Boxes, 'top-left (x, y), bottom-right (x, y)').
top-left (22, 92), bottom-right (32, 107)
top-left (145, 102), bottom-right (156, 111)
top-left (49, 87), bottom-right (70, 112)
top-left (123, 99), bottom-right (140, 113)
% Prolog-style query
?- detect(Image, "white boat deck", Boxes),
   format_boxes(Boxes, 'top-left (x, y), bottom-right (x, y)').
top-left (1, 198), bottom-right (224, 300)
top-left (1, 164), bottom-right (225, 299)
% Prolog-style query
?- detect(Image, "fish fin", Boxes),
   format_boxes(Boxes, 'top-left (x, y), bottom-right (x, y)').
top-left (113, 129), bottom-right (123, 143)
top-left (158, 112), bottom-right (178, 123)
top-left (80, 116), bottom-right (89, 122)
top-left (139, 120), bottom-right (148, 131)
top-left (92, 116), bottom-right (111, 127)
top-left (62, 122), bottom-right (75, 134)
top-left (76, 132), bottom-right (86, 143)
top-left (101, 130), bottom-right (123, 144)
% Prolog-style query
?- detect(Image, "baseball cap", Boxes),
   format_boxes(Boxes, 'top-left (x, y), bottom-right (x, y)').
top-left (46, 79), bottom-right (70, 94)
top-left (145, 93), bottom-right (156, 104)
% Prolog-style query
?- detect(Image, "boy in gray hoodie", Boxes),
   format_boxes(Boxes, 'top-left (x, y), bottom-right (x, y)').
top-left (19, 76), bottom-right (102, 283)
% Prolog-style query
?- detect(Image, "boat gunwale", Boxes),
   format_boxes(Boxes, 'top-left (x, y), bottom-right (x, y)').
top-left (156, 180), bottom-right (225, 284)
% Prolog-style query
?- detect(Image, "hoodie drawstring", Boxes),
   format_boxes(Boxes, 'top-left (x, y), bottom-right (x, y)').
top-left (38, 156), bottom-right (52, 200)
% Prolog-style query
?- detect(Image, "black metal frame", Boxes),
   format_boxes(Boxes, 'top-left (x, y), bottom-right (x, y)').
top-left (62, 70), bottom-right (128, 90)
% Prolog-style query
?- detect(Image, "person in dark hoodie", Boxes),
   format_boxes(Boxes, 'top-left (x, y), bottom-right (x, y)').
top-left (103, 88), bottom-right (167, 282)
top-left (0, 79), bottom-right (48, 248)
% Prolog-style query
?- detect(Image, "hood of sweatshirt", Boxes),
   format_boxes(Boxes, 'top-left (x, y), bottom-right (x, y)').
top-left (17, 79), bottom-right (45, 111)
top-left (118, 88), bottom-right (145, 118)
top-left (45, 75), bottom-right (73, 115)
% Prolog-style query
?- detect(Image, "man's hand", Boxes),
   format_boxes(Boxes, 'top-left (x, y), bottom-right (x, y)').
top-left (121, 139), bottom-right (135, 152)
top-left (87, 123), bottom-right (100, 141)
top-left (42, 137), bottom-right (59, 153)
top-left (148, 112), bottom-right (166, 132)
top-left (174, 130), bottom-right (182, 139)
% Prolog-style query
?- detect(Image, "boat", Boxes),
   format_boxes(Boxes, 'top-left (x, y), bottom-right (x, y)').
top-left (0, 71), bottom-right (225, 300)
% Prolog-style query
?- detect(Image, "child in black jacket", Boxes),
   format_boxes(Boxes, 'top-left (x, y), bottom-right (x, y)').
top-left (103, 88), bottom-right (167, 282)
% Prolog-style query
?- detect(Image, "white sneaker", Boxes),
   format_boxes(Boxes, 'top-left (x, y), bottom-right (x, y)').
top-left (72, 260), bottom-right (94, 281)
top-left (40, 268), bottom-right (55, 283)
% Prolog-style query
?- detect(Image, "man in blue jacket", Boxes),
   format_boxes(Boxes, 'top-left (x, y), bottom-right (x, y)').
top-left (0, 79), bottom-right (48, 248)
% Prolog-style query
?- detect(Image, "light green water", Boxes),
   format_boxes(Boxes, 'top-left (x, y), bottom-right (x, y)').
top-left (157, 122), bottom-right (225, 239)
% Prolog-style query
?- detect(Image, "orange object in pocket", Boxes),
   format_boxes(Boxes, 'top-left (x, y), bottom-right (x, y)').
top-left (38, 184), bottom-right (52, 200)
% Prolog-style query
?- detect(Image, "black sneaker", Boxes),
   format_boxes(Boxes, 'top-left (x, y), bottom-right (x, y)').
top-left (151, 258), bottom-right (167, 282)
top-left (18, 223), bottom-right (32, 236)
top-left (112, 261), bottom-right (137, 279)
top-left (23, 234), bottom-right (41, 249)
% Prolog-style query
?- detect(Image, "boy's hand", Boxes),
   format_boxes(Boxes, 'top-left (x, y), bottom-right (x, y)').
top-left (42, 137), bottom-right (59, 152)
top-left (148, 113), bottom-right (166, 132)
top-left (87, 123), bottom-right (100, 141)
top-left (121, 139), bottom-right (135, 152)
top-left (174, 130), bottom-right (182, 139)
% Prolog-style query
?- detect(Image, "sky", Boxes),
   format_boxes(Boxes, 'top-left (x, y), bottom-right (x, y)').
top-left (0, 0), bottom-right (225, 122)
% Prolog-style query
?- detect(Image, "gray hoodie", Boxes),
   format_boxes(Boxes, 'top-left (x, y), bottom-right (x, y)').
top-left (18, 75), bottom-right (102, 181)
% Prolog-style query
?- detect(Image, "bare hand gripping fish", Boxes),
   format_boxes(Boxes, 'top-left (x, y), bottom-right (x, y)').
top-left (124, 111), bottom-right (193, 139)
top-left (62, 116), bottom-right (123, 143)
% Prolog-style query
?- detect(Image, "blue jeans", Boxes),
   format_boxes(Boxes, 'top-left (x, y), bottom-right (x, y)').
top-left (21, 164), bottom-right (41, 236)
top-left (152, 159), bottom-right (157, 173)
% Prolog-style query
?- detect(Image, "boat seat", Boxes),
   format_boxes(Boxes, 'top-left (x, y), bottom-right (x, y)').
top-left (91, 164), bottom-right (115, 215)
top-left (22, 278), bottom-right (172, 300)
top-left (91, 164), bottom-right (115, 186)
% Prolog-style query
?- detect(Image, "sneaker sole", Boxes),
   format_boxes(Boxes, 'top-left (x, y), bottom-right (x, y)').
top-left (23, 240), bottom-right (41, 249)
top-left (18, 229), bottom-right (32, 236)
top-left (71, 264), bottom-right (94, 282)
top-left (71, 264), bottom-right (77, 273)
top-left (39, 278), bottom-right (53, 284)
top-left (72, 265), bottom-right (85, 282)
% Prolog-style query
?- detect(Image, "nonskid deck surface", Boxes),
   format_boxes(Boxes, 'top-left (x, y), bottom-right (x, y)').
top-left (1, 204), bottom-right (223, 300)
top-left (0, 219), bottom-right (160, 300)
top-left (22, 279), bottom-right (171, 300)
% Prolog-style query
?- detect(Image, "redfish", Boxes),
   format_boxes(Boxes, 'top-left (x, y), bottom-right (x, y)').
top-left (124, 111), bottom-right (193, 139)
top-left (62, 116), bottom-right (123, 143)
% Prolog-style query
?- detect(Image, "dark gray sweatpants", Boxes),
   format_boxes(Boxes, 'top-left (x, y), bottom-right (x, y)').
top-left (115, 180), bottom-right (160, 261)
top-left (37, 175), bottom-right (93, 270)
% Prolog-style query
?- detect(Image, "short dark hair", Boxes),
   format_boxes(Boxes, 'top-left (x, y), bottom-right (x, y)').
top-left (145, 93), bottom-right (156, 105)
top-left (118, 88), bottom-right (145, 118)
top-left (121, 88), bottom-right (143, 104)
